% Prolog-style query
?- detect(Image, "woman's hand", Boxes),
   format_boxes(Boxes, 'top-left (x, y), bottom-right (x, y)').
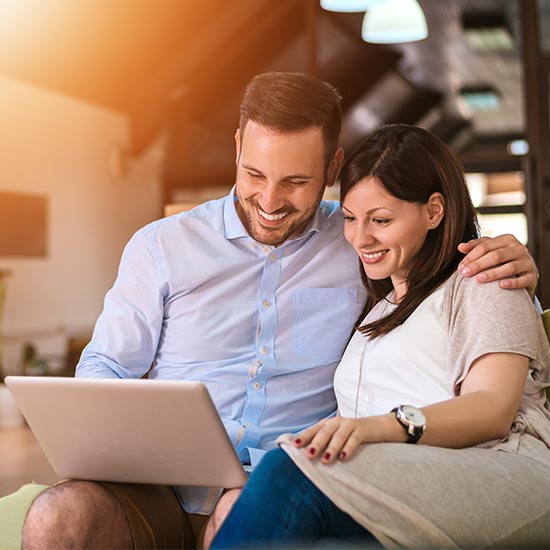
top-left (292, 415), bottom-right (399, 464)
top-left (457, 234), bottom-right (538, 297)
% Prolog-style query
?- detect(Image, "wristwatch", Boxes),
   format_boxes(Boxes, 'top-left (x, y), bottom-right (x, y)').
top-left (391, 404), bottom-right (426, 444)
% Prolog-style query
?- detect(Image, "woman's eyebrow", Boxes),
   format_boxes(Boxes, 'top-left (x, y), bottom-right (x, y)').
top-left (342, 204), bottom-right (393, 215)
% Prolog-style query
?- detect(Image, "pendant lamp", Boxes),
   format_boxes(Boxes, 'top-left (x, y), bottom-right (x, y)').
top-left (320, 0), bottom-right (387, 13)
top-left (362, 0), bottom-right (428, 43)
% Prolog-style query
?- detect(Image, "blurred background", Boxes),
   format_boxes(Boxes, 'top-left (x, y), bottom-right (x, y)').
top-left (0, 0), bottom-right (549, 385)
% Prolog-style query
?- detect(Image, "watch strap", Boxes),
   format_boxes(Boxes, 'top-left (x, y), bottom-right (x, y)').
top-left (391, 406), bottom-right (424, 444)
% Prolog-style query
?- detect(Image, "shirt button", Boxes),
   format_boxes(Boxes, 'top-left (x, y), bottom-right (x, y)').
top-left (260, 347), bottom-right (268, 355)
top-left (246, 422), bottom-right (252, 427)
top-left (253, 382), bottom-right (261, 390)
top-left (262, 300), bottom-right (271, 308)
top-left (270, 253), bottom-right (277, 261)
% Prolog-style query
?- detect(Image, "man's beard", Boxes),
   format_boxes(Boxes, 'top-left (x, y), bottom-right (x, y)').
top-left (242, 202), bottom-right (303, 246)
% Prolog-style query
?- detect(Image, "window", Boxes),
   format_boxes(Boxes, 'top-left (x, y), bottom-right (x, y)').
top-left (465, 171), bottom-right (527, 244)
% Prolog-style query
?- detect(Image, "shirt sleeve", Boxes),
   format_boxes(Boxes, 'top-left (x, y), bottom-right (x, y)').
top-left (443, 273), bottom-right (541, 395)
top-left (76, 229), bottom-right (164, 379)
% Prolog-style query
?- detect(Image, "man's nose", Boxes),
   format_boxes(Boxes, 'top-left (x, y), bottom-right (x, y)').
top-left (258, 182), bottom-right (285, 213)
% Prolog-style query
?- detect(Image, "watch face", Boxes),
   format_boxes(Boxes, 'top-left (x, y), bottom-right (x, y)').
top-left (401, 405), bottom-right (426, 426)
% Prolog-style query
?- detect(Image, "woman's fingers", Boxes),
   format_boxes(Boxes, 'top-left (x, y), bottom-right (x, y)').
top-left (335, 431), bottom-right (364, 462)
top-left (293, 420), bottom-right (328, 447)
top-left (293, 418), bottom-right (379, 463)
top-left (293, 418), bottom-right (365, 463)
top-left (303, 420), bottom-right (342, 459)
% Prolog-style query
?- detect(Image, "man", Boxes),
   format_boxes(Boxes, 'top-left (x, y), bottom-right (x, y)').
top-left (22, 72), bottom-right (538, 549)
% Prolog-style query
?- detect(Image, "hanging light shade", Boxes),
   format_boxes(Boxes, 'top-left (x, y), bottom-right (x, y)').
top-left (320, 0), bottom-right (387, 13)
top-left (362, 0), bottom-right (428, 43)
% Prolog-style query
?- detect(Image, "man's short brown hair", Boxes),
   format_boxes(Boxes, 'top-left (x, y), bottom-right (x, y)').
top-left (239, 72), bottom-right (342, 164)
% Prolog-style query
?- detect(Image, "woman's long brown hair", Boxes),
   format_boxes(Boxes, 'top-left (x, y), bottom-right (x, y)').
top-left (340, 124), bottom-right (480, 339)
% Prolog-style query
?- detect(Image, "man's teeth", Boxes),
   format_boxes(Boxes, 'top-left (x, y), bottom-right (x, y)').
top-left (363, 250), bottom-right (388, 259)
top-left (258, 209), bottom-right (288, 221)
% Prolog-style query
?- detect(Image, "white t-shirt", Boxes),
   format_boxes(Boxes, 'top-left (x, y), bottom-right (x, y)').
top-left (334, 283), bottom-right (452, 418)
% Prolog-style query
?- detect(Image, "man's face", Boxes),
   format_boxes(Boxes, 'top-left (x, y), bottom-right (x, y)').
top-left (235, 120), bottom-right (337, 246)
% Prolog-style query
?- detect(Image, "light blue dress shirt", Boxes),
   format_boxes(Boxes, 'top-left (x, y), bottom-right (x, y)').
top-left (76, 187), bottom-right (367, 512)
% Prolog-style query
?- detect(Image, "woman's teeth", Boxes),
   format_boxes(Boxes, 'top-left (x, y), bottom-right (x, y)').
top-left (363, 250), bottom-right (388, 259)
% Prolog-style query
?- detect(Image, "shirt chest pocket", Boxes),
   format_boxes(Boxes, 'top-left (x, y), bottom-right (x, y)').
top-left (292, 288), bottom-right (359, 364)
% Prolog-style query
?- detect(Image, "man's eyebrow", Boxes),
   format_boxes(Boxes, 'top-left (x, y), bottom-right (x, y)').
top-left (242, 164), bottom-right (313, 181)
top-left (282, 173), bottom-right (313, 181)
top-left (242, 164), bottom-right (264, 174)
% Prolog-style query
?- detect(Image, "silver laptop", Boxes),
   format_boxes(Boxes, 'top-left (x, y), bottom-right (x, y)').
top-left (5, 376), bottom-right (247, 488)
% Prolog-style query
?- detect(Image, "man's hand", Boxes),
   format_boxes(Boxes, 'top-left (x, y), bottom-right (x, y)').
top-left (203, 488), bottom-right (242, 550)
top-left (457, 234), bottom-right (538, 297)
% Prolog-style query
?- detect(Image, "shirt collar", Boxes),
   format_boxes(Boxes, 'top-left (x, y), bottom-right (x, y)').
top-left (223, 186), bottom-right (250, 240)
top-left (223, 185), bottom-right (332, 243)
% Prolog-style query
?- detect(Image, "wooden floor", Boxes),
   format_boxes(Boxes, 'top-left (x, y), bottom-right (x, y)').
top-left (0, 425), bottom-right (60, 497)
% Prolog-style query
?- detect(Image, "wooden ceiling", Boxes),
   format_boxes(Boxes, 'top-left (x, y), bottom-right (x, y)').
top-left (0, 0), bottom-right (544, 190)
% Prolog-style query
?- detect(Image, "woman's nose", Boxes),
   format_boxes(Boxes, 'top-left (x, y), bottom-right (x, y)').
top-left (354, 225), bottom-right (376, 247)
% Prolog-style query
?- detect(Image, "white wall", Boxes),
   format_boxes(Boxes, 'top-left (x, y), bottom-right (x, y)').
top-left (0, 76), bottom-right (163, 372)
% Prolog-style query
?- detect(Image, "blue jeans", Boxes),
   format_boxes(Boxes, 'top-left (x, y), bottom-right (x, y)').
top-left (211, 448), bottom-right (381, 549)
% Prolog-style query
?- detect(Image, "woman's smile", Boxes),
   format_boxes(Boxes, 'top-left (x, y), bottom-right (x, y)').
top-left (360, 249), bottom-right (389, 264)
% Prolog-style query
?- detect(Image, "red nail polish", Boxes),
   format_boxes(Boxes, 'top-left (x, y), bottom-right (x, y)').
top-left (339, 451), bottom-right (347, 460)
top-left (294, 438), bottom-right (301, 445)
top-left (323, 452), bottom-right (331, 460)
top-left (308, 447), bottom-right (315, 455)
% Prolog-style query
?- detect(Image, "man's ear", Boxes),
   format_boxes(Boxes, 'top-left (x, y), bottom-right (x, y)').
top-left (234, 129), bottom-right (241, 167)
top-left (326, 147), bottom-right (344, 188)
top-left (426, 192), bottom-right (445, 229)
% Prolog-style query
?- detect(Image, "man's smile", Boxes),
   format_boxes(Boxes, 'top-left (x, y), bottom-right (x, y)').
top-left (257, 208), bottom-right (289, 222)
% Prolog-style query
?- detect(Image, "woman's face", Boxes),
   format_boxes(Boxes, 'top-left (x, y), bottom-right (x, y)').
top-left (342, 177), bottom-right (435, 299)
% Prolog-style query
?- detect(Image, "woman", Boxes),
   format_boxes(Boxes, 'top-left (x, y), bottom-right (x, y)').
top-left (211, 124), bottom-right (550, 548)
